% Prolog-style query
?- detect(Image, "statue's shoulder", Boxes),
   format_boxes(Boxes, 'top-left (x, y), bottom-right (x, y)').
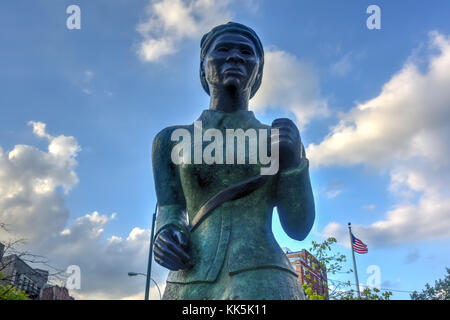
top-left (153, 125), bottom-right (191, 147)
top-left (260, 123), bottom-right (271, 130)
top-left (253, 121), bottom-right (271, 132)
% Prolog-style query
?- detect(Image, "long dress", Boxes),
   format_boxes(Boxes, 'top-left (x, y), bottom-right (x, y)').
top-left (152, 109), bottom-right (315, 300)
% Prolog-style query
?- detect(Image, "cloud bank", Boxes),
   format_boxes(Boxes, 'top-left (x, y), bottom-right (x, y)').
top-left (137, 0), bottom-right (243, 61)
top-left (0, 122), bottom-right (167, 299)
top-left (316, 32), bottom-right (450, 247)
top-left (136, 1), bottom-right (329, 126)
top-left (251, 49), bottom-right (329, 126)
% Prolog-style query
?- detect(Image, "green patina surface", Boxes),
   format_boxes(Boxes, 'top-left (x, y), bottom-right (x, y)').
top-left (152, 109), bottom-right (315, 299)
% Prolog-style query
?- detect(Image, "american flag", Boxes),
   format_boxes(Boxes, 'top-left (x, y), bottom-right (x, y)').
top-left (351, 233), bottom-right (368, 254)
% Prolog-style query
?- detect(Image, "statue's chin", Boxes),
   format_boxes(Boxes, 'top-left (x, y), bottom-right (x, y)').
top-left (223, 78), bottom-right (243, 94)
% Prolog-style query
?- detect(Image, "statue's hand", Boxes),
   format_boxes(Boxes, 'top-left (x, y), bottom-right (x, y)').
top-left (153, 226), bottom-right (193, 271)
top-left (272, 118), bottom-right (303, 170)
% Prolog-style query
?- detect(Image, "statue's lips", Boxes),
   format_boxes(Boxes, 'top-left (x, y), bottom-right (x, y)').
top-left (223, 68), bottom-right (244, 76)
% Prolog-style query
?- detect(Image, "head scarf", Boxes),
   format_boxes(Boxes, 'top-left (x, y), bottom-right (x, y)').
top-left (200, 22), bottom-right (264, 98)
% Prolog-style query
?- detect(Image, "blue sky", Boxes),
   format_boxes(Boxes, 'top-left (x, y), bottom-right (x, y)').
top-left (1, 0), bottom-right (449, 299)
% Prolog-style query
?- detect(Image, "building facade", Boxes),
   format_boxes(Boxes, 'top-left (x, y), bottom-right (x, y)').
top-left (285, 248), bottom-right (329, 299)
top-left (40, 285), bottom-right (74, 300)
top-left (0, 243), bottom-right (4, 261)
top-left (0, 253), bottom-right (49, 300)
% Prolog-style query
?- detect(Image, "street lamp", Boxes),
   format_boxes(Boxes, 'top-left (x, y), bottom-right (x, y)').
top-left (145, 203), bottom-right (158, 300)
top-left (127, 272), bottom-right (162, 300)
top-left (128, 203), bottom-right (159, 300)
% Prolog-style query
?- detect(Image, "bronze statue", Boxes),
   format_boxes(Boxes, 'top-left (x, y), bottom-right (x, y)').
top-left (151, 22), bottom-right (315, 299)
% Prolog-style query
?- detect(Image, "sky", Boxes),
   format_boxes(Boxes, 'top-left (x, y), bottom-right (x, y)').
top-left (0, 0), bottom-right (449, 300)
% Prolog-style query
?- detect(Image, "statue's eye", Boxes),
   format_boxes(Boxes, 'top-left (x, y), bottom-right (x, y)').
top-left (216, 46), bottom-right (229, 52)
top-left (241, 49), bottom-right (252, 55)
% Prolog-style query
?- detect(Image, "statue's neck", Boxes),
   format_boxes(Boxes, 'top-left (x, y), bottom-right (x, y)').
top-left (209, 86), bottom-right (250, 113)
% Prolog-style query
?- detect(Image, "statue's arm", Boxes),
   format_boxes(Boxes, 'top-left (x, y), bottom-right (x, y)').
top-left (275, 148), bottom-right (315, 241)
top-left (152, 126), bottom-right (189, 242)
top-left (152, 127), bottom-right (193, 270)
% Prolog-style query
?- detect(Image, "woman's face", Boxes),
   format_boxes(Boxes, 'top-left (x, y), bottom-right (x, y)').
top-left (203, 32), bottom-right (260, 96)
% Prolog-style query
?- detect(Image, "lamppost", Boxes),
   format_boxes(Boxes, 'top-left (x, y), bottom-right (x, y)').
top-left (145, 203), bottom-right (158, 300)
top-left (127, 272), bottom-right (161, 300)
top-left (128, 203), bottom-right (160, 300)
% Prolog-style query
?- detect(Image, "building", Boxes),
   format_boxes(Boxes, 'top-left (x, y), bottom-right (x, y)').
top-left (0, 254), bottom-right (49, 300)
top-left (40, 285), bottom-right (74, 300)
top-left (284, 248), bottom-right (329, 299)
top-left (0, 242), bottom-right (4, 261)
top-left (0, 242), bottom-right (75, 300)
top-left (0, 245), bottom-right (49, 300)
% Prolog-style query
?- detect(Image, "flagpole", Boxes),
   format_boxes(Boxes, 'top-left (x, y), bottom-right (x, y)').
top-left (348, 222), bottom-right (361, 298)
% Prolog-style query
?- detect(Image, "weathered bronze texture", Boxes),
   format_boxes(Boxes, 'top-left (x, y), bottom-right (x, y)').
top-left (151, 22), bottom-right (315, 300)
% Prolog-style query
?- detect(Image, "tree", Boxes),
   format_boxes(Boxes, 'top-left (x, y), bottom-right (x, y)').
top-left (302, 237), bottom-right (392, 300)
top-left (0, 222), bottom-right (69, 299)
top-left (411, 268), bottom-right (450, 300)
top-left (337, 287), bottom-right (392, 300)
top-left (302, 237), bottom-right (351, 300)
top-left (302, 283), bottom-right (326, 300)
top-left (0, 271), bottom-right (29, 300)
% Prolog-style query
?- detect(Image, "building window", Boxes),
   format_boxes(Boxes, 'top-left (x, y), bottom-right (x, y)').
top-left (18, 274), bottom-right (24, 289)
top-left (11, 270), bottom-right (17, 285)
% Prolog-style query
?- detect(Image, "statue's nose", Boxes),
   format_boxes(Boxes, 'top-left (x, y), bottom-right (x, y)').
top-left (226, 50), bottom-right (244, 64)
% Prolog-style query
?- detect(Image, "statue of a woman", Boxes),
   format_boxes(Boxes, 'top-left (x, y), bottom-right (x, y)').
top-left (152, 22), bottom-right (315, 299)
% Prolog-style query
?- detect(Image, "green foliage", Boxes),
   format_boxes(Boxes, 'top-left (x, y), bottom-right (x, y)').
top-left (338, 287), bottom-right (392, 300)
top-left (302, 283), bottom-right (326, 300)
top-left (0, 272), bottom-right (29, 300)
top-left (302, 237), bottom-right (392, 300)
top-left (410, 268), bottom-right (450, 300)
top-left (305, 237), bottom-right (351, 300)
top-left (309, 237), bottom-right (349, 276)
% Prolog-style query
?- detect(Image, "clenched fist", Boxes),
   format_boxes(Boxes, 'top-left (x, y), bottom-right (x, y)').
top-left (271, 118), bottom-right (304, 170)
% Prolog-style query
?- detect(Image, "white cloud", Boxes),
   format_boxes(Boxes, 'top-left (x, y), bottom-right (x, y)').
top-left (136, 2), bottom-right (328, 126)
top-left (29, 121), bottom-right (51, 139)
top-left (250, 49), bottom-right (329, 126)
top-left (323, 193), bottom-right (450, 247)
top-left (139, 37), bottom-right (177, 61)
top-left (137, 0), bottom-right (240, 62)
top-left (307, 32), bottom-right (450, 168)
top-left (46, 212), bottom-right (168, 300)
top-left (0, 122), bottom-right (168, 299)
top-left (317, 32), bottom-right (450, 247)
top-left (0, 121), bottom-right (79, 242)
